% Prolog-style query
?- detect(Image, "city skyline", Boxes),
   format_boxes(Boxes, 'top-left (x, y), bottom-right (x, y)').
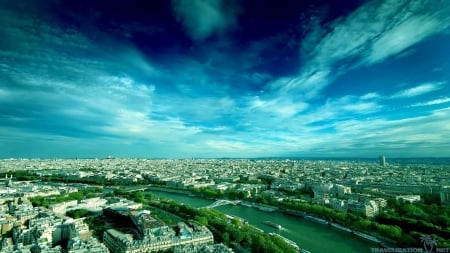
top-left (1, 0), bottom-right (450, 158)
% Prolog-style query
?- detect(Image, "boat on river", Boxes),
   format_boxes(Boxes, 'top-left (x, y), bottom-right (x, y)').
top-left (257, 205), bottom-right (277, 212)
top-left (263, 221), bottom-right (282, 229)
top-left (239, 202), bottom-right (253, 208)
top-left (304, 215), bottom-right (328, 225)
top-left (352, 231), bottom-right (381, 243)
top-left (329, 222), bottom-right (353, 233)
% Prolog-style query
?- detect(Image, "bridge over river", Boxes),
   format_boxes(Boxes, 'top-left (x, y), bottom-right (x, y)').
top-left (202, 199), bottom-right (241, 209)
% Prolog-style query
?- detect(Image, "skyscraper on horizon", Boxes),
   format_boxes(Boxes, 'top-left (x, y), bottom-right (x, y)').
top-left (379, 155), bottom-right (386, 167)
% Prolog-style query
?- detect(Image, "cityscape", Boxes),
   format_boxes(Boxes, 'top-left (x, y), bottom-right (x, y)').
top-left (1, 0), bottom-right (450, 252)
top-left (0, 157), bottom-right (449, 252)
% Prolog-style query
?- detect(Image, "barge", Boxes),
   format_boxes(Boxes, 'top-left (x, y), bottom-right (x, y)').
top-left (263, 221), bottom-right (282, 229)
top-left (329, 222), bottom-right (353, 233)
top-left (353, 231), bottom-right (381, 243)
top-left (303, 215), bottom-right (328, 225)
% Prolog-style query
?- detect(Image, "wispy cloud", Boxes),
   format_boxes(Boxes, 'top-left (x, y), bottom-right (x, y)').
top-left (367, 13), bottom-right (446, 64)
top-left (268, 0), bottom-right (450, 100)
top-left (361, 93), bottom-right (380, 100)
top-left (331, 107), bottom-right (450, 155)
top-left (0, 8), bottom-right (158, 140)
top-left (290, 94), bottom-right (383, 129)
top-left (171, 0), bottom-right (241, 40)
top-left (280, 106), bottom-right (450, 157)
top-left (0, 5), bottom-right (255, 157)
top-left (248, 96), bottom-right (309, 118)
top-left (392, 82), bottom-right (444, 98)
top-left (308, 0), bottom-right (449, 67)
top-left (411, 97), bottom-right (450, 107)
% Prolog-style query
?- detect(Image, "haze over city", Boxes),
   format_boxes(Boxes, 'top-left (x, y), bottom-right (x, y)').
top-left (1, 0), bottom-right (449, 158)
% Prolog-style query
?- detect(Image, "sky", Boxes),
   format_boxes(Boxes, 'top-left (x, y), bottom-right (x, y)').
top-left (0, 0), bottom-right (449, 158)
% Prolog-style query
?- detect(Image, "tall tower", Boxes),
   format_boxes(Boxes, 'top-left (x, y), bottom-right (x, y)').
top-left (379, 155), bottom-right (386, 167)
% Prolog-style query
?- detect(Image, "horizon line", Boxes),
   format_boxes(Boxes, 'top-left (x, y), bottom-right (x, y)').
top-left (1, 156), bottom-right (450, 160)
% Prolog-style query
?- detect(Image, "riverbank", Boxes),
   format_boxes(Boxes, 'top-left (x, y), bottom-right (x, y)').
top-left (147, 186), bottom-right (389, 246)
top-left (241, 199), bottom-right (384, 246)
top-left (147, 185), bottom-right (194, 195)
top-left (147, 187), bottom-right (381, 252)
top-left (278, 206), bottom-right (389, 246)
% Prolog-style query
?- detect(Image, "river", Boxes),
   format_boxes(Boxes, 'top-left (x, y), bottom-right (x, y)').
top-left (147, 190), bottom-right (379, 253)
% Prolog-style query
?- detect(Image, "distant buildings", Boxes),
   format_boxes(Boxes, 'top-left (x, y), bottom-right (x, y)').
top-left (1, 157), bottom-right (450, 249)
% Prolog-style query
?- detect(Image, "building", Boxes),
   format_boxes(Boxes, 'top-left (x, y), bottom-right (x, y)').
top-left (11, 213), bottom-right (103, 252)
top-left (396, 195), bottom-right (421, 204)
top-left (333, 184), bottom-right (352, 197)
top-left (67, 237), bottom-right (109, 253)
top-left (103, 217), bottom-right (214, 253)
top-left (50, 200), bottom-right (78, 215)
top-left (174, 243), bottom-right (234, 253)
top-left (347, 199), bottom-right (379, 218)
top-left (313, 183), bottom-right (333, 205)
top-left (379, 156), bottom-right (386, 167)
top-left (440, 187), bottom-right (450, 205)
top-left (330, 198), bottom-right (347, 212)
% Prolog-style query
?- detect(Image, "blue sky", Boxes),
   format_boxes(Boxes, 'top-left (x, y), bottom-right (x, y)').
top-left (0, 0), bottom-right (449, 158)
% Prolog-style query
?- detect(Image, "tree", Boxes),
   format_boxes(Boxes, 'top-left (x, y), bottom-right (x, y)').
top-left (133, 191), bottom-right (145, 203)
top-left (377, 224), bottom-right (402, 240)
top-left (222, 232), bottom-right (230, 244)
top-left (68, 191), bottom-right (83, 201)
top-left (67, 209), bottom-right (89, 219)
top-left (195, 215), bottom-right (208, 226)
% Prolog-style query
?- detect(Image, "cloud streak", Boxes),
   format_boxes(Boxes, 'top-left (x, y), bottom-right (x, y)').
top-left (411, 97), bottom-right (450, 107)
top-left (392, 82), bottom-right (444, 98)
top-left (268, 0), bottom-right (450, 100)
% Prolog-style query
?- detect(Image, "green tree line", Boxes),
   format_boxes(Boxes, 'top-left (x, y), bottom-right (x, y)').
top-left (149, 198), bottom-right (298, 253)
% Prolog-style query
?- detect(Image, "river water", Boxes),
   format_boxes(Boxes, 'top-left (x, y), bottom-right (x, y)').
top-left (148, 190), bottom-right (379, 253)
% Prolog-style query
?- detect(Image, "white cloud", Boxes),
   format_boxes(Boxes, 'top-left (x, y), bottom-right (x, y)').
top-left (249, 96), bottom-right (309, 118)
top-left (0, 9), bottom-right (167, 141)
top-left (309, 0), bottom-right (449, 67)
top-left (283, 106), bottom-right (450, 157)
top-left (172, 0), bottom-right (240, 40)
top-left (267, 0), bottom-right (449, 101)
top-left (367, 6), bottom-right (449, 64)
top-left (0, 88), bottom-right (11, 99)
top-left (341, 102), bottom-right (380, 112)
top-left (205, 140), bottom-right (247, 152)
top-left (344, 107), bottom-right (450, 140)
top-left (269, 70), bottom-right (331, 99)
top-left (392, 82), bottom-right (444, 98)
top-left (301, 95), bottom-right (382, 124)
top-left (361, 93), bottom-right (379, 100)
top-left (411, 97), bottom-right (450, 107)
top-left (233, 93), bottom-right (384, 151)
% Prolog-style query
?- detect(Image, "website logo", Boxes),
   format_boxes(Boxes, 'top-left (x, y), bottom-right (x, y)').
top-left (370, 235), bottom-right (449, 253)
top-left (420, 235), bottom-right (438, 253)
